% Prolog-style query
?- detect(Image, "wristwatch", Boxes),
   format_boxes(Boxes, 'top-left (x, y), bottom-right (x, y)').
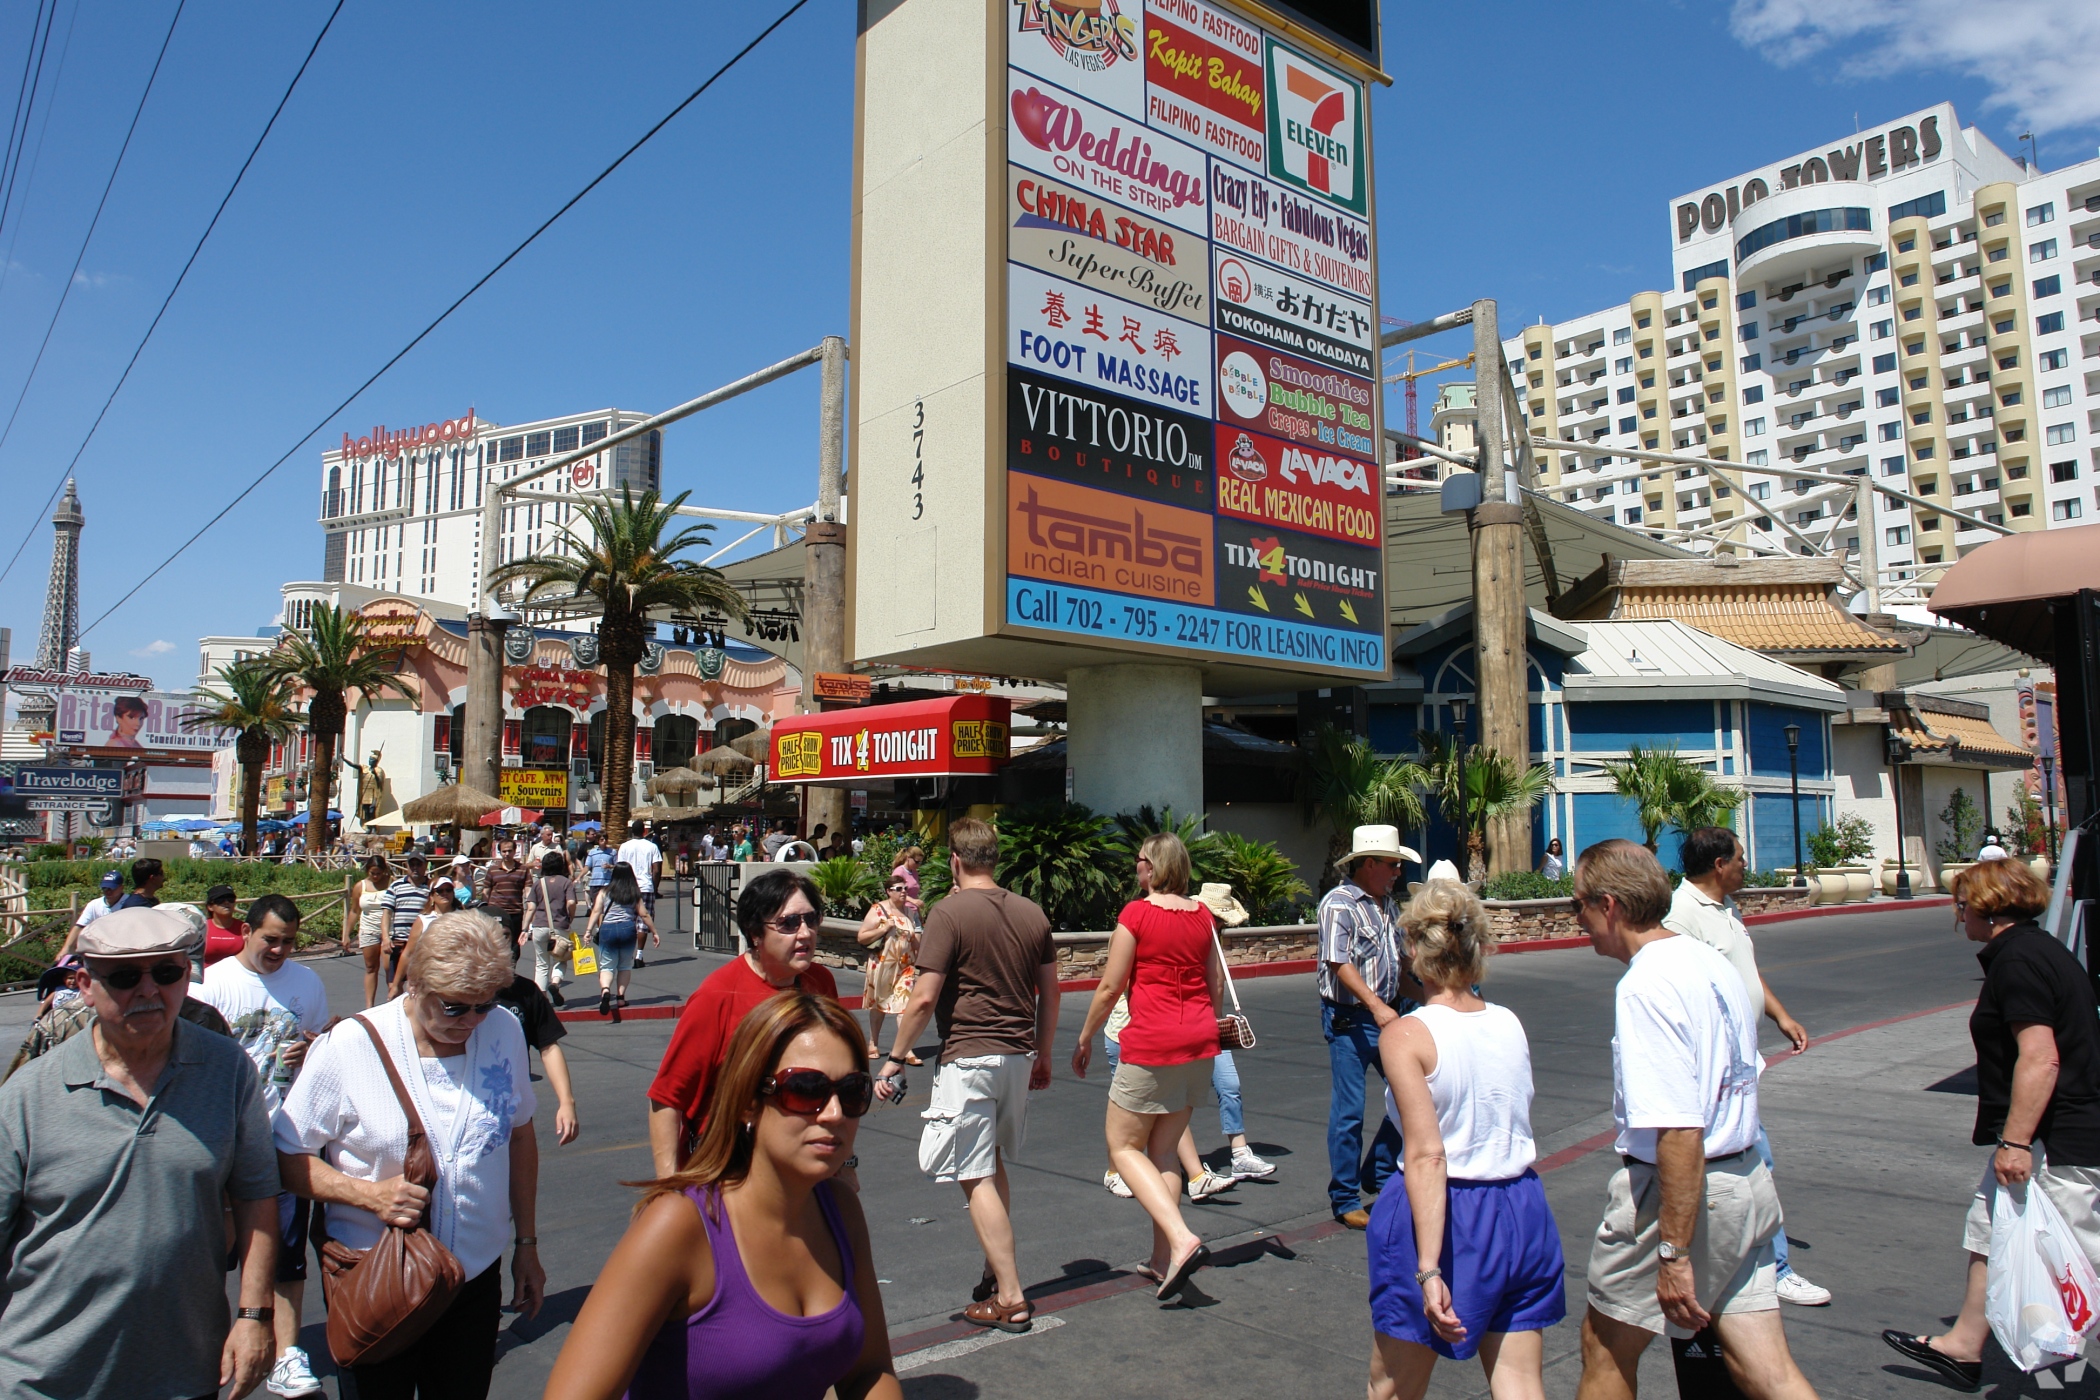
top-left (1657, 1241), bottom-right (1689, 1264)
top-left (236, 1306), bottom-right (275, 1324)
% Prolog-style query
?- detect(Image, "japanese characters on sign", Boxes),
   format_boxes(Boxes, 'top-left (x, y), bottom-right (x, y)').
top-left (1001, 0), bottom-right (1382, 680)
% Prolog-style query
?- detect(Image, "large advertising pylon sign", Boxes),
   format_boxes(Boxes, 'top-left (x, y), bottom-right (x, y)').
top-left (849, 0), bottom-right (1386, 691)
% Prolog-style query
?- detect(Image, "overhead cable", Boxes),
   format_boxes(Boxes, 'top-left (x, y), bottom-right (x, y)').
top-left (80, 0), bottom-right (813, 638)
top-left (0, 0), bottom-right (345, 586)
top-left (0, 0), bottom-right (186, 470)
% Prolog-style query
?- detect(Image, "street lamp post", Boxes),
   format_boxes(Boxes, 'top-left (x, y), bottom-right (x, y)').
top-left (1885, 729), bottom-right (1912, 898)
top-left (1450, 695), bottom-right (1470, 876)
top-left (2042, 754), bottom-right (2059, 866)
top-left (1784, 723), bottom-right (1805, 887)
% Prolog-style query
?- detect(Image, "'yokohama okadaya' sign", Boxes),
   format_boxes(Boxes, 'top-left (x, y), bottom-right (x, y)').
top-left (849, 0), bottom-right (1387, 687)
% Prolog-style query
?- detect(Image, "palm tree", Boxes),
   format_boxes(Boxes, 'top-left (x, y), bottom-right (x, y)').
top-left (489, 488), bottom-right (748, 838)
top-left (1299, 727), bottom-right (1428, 883)
top-left (1601, 743), bottom-right (1745, 853)
top-left (185, 659), bottom-right (302, 858)
top-left (263, 605), bottom-right (415, 854)
top-left (1419, 733), bottom-right (1554, 882)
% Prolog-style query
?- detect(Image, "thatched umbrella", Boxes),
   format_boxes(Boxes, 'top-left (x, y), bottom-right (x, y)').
top-left (648, 765), bottom-right (707, 798)
top-left (399, 783), bottom-right (505, 855)
top-left (693, 745), bottom-right (755, 775)
top-left (629, 803), bottom-right (702, 824)
top-left (729, 729), bottom-right (771, 761)
top-left (400, 784), bottom-right (505, 825)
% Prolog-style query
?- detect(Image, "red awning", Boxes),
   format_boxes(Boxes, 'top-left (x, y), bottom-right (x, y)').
top-left (1929, 522), bottom-right (2100, 662)
top-left (768, 695), bottom-right (1011, 786)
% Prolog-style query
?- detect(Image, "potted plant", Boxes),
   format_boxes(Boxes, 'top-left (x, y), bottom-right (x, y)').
top-left (1934, 789), bottom-right (1984, 892)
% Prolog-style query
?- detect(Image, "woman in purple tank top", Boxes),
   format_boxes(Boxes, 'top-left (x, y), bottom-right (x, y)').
top-left (544, 992), bottom-right (903, 1400)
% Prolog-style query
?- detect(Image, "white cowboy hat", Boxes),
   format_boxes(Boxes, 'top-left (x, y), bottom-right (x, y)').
top-left (1424, 859), bottom-right (1463, 884)
top-left (1194, 883), bottom-right (1249, 927)
top-left (1336, 824), bottom-right (1421, 869)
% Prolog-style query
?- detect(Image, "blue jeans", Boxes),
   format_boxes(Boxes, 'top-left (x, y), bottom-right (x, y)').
top-left (1106, 1041), bottom-right (1243, 1139)
top-left (1323, 1000), bottom-right (1403, 1217)
top-left (1753, 1124), bottom-right (1794, 1277)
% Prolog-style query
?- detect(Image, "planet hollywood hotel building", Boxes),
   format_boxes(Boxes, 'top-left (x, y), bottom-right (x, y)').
top-left (1509, 103), bottom-right (2100, 603)
top-left (246, 406), bottom-right (802, 825)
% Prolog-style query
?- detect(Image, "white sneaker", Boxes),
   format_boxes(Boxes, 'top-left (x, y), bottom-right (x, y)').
top-left (267, 1345), bottom-right (323, 1398)
top-left (1229, 1148), bottom-right (1276, 1180)
top-left (1187, 1168), bottom-right (1237, 1200)
top-left (1103, 1169), bottom-right (1133, 1198)
top-left (1776, 1271), bottom-right (1832, 1306)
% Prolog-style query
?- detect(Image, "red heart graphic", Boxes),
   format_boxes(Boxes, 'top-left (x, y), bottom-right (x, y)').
top-left (1009, 85), bottom-right (1064, 152)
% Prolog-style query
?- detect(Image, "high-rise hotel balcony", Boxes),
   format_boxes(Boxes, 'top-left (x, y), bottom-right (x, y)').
top-left (1735, 185), bottom-right (1882, 289)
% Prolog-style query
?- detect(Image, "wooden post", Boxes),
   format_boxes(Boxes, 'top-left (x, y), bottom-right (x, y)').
top-left (1470, 299), bottom-right (1532, 877)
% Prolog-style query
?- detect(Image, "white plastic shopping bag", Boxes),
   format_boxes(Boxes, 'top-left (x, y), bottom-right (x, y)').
top-left (1987, 1181), bottom-right (2100, 1371)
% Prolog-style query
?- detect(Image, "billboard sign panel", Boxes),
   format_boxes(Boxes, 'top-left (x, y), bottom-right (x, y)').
top-left (499, 769), bottom-right (568, 810)
top-left (55, 691), bottom-right (231, 752)
top-left (851, 0), bottom-right (1384, 685)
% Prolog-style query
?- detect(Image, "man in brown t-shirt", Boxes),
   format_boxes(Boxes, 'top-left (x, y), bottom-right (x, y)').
top-left (875, 817), bottom-right (1058, 1333)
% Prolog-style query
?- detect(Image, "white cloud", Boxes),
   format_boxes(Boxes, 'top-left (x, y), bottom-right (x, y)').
top-left (131, 639), bottom-right (175, 656)
top-left (1730, 0), bottom-right (2100, 139)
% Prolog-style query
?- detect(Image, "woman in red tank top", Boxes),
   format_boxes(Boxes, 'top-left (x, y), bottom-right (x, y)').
top-left (202, 884), bottom-right (247, 967)
top-left (1072, 832), bottom-right (1223, 1301)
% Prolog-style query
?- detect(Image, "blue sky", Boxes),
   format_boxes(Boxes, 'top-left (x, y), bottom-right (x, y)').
top-left (0, 0), bottom-right (2090, 691)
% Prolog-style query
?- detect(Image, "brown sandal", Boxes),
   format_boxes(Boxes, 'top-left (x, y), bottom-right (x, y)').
top-left (963, 1298), bottom-right (1033, 1333)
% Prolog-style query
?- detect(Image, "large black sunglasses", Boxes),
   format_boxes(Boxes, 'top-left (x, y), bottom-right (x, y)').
top-left (436, 996), bottom-right (499, 1018)
top-left (760, 1067), bottom-right (875, 1118)
top-left (92, 961), bottom-right (188, 991)
top-left (766, 911), bottom-right (822, 933)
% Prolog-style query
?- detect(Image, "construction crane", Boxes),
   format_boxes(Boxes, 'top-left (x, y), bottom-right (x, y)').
top-left (1383, 349), bottom-right (1475, 465)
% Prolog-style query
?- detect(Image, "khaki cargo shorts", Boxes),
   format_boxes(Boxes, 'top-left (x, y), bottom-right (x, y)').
top-left (917, 1053), bottom-right (1033, 1184)
top-left (1587, 1147), bottom-right (1781, 1337)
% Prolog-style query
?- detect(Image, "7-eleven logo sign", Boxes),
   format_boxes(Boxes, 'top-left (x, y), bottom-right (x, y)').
top-left (1264, 42), bottom-right (1365, 214)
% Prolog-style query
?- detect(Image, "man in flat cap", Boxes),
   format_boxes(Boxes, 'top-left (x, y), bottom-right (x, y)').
top-left (0, 906), bottom-right (282, 1399)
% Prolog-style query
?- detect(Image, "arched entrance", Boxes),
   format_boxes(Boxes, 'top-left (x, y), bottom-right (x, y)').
top-left (714, 716), bottom-right (757, 749)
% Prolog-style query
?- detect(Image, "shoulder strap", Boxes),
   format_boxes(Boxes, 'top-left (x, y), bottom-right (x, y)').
top-left (1207, 907), bottom-right (1243, 1014)
top-left (352, 1014), bottom-right (439, 1194)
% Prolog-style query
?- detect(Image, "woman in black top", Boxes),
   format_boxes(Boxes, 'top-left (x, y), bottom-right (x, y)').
top-left (1884, 857), bottom-right (2100, 1387)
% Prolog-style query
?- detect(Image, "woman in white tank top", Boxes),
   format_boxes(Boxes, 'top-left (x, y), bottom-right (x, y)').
top-left (1366, 879), bottom-right (1565, 1400)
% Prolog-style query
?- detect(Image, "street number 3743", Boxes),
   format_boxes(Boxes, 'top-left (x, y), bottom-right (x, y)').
top-left (911, 400), bottom-right (925, 520)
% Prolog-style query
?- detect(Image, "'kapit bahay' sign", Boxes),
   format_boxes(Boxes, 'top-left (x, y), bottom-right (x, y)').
top-left (848, 0), bottom-right (1388, 686)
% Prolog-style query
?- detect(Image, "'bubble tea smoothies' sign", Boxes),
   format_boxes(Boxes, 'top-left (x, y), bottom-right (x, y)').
top-left (1000, 0), bottom-right (1384, 677)
top-left (848, 0), bottom-right (1384, 684)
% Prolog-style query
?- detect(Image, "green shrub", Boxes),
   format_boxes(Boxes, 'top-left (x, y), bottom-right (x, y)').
top-left (1108, 806), bottom-right (1223, 886)
top-left (1741, 866), bottom-right (1796, 888)
top-left (1935, 789), bottom-right (1984, 863)
top-left (990, 802), bottom-right (1125, 931)
top-left (1207, 831), bottom-right (1310, 923)
top-left (807, 857), bottom-right (882, 921)
top-left (1480, 870), bottom-right (1574, 901)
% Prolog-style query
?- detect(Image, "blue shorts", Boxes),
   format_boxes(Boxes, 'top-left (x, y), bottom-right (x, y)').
top-left (1368, 1168), bottom-right (1566, 1358)
top-left (597, 940), bottom-right (637, 972)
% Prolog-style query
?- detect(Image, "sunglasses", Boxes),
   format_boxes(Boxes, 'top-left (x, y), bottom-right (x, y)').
top-left (436, 996), bottom-right (500, 1018)
top-left (767, 911), bottom-right (822, 933)
top-left (761, 1067), bottom-right (875, 1118)
top-left (93, 961), bottom-right (188, 991)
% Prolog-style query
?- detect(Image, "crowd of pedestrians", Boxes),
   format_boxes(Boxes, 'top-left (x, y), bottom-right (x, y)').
top-left (1, 806), bottom-right (2089, 1399)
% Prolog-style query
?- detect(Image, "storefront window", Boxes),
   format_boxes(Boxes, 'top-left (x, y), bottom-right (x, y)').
top-left (521, 706), bottom-right (573, 769)
top-left (655, 714), bottom-right (700, 770)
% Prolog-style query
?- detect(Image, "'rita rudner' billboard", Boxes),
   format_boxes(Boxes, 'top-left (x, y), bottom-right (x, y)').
top-left (57, 690), bottom-right (231, 752)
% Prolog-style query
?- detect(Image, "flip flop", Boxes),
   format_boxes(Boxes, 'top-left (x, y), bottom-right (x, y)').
top-left (1156, 1242), bottom-right (1210, 1300)
top-left (1880, 1332), bottom-right (1982, 1389)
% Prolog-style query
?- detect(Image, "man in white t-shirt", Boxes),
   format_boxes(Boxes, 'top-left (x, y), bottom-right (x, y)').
top-left (58, 870), bottom-right (125, 958)
top-left (617, 820), bottom-right (664, 966)
top-left (1665, 828), bottom-right (1829, 1308)
top-left (198, 893), bottom-right (331, 1400)
top-left (1572, 839), bottom-right (1819, 1400)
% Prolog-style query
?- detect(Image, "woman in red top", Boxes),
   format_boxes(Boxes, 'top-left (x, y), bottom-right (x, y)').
top-left (202, 883), bottom-right (247, 967)
top-left (1072, 832), bottom-right (1223, 1301)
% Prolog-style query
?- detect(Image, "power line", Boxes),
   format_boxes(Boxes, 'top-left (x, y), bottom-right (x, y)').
top-left (0, 0), bottom-right (58, 244)
top-left (80, 0), bottom-right (814, 640)
top-left (0, 0), bottom-right (184, 470)
top-left (0, 0), bottom-right (84, 305)
top-left (0, 0), bottom-right (345, 587)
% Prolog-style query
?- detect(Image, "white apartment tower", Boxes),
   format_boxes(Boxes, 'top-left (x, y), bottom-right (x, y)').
top-left (316, 407), bottom-right (662, 614)
top-left (1507, 103), bottom-right (2099, 607)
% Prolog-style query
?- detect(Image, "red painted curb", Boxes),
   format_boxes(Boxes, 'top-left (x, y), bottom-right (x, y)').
top-left (1742, 895), bottom-right (1952, 926)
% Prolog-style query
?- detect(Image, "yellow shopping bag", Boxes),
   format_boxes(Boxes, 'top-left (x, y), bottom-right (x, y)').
top-left (572, 940), bottom-right (599, 977)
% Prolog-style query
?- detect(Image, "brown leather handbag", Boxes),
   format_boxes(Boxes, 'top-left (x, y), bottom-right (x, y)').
top-left (316, 1015), bottom-right (467, 1367)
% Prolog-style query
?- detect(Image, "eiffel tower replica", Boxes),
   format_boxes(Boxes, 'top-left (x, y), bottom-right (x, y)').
top-left (4, 479), bottom-right (85, 761)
